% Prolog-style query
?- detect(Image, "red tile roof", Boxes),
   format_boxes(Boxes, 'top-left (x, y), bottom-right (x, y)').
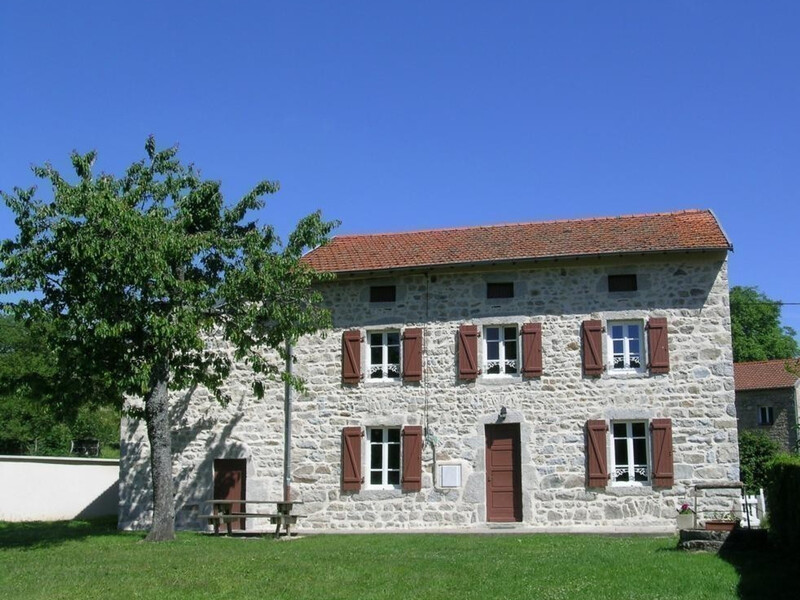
top-left (734, 359), bottom-right (800, 391)
top-left (303, 209), bottom-right (731, 273)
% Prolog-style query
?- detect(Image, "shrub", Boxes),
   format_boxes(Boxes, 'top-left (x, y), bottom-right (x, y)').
top-left (739, 430), bottom-right (781, 492)
top-left (765, 454), bottom-right (800, 552)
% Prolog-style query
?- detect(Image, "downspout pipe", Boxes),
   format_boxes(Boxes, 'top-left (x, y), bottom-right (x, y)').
top-left (283, 339), bottom-right (293, 503)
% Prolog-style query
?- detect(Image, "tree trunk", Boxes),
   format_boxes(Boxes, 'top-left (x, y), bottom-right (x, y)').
top-left (144, 360), bottom-right (175, 542)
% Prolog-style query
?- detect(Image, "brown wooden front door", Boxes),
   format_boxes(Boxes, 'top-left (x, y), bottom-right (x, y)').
top-left (485, 423), bottom-right (522, 522)
top-left (213, 458), bottom-right (246, 530)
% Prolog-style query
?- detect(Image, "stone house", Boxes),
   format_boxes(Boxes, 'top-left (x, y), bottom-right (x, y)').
top-left (119, 209), bottom-right (740, 532)
top-left (734, 359), bottom-right (800, 452)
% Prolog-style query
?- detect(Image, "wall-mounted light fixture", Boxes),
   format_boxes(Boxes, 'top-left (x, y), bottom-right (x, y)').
top-left (499, 406), bottom-right (507, 421)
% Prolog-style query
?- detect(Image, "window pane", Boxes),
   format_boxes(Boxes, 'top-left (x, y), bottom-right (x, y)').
top-left (487, 341), bottom-right (499, 361)
top-left (612, 325), bottom-right (623, 338)
top-left (485, 327), bottom-right (499, 341)
top-left (388, 444), bottom-right (400, 470)
top-left (387, 470), bottom-right (400, 485)
top-left (370, 443), bottom-right (382, 470)
top-left (627, 325), bottom-right (640, 340)
top-left (633, 438), bottom-right (647, 464)
top-left (614, 438), bottom-right (628, 465)
top-left (613, 423), bottom-right (627, 438)
top-left (370, 429), bottom-right (382, 443)
top-left (613, 340), bottom-right (623, 354)
top-left (632, 422), bottom-right (646, 437)
top-left (629, 355), bottom-right (641, 369)
top-left (371, 345), bottom-right (382, 364)
top-left (370, 333), bottom-right (383, 346)
top-left (505, 341), bottom-right (517, 360)
top-left (387, 332), bottom-right (399, 346)
top-left (388, 429), bottom-right (400, 443)
top-left (370, 471), bottom-right (382, 485)
top-left (387, 345), bottom-right (400, 365)
top-left (504, 327), bottom-right (517, 341)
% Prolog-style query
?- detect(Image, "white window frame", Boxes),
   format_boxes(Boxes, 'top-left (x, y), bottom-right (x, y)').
top-left (482, 325), bottom-right (520, 377)
top-left (758, 406), bottom-right (774, 426)
top-left (610, 420), bottom-right (651, 486)
top-left (366, 427), bottom-right (401, 489)
top-left (607, 320), bottom-right (646, 374)
top-left (366, 330), bottom-right (401, 380)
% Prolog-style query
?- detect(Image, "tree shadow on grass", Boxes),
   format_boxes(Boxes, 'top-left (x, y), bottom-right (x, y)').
top-left (717, 530), bottom-right (797, 600)
top-left (0, 516), bottom-right (140, 550)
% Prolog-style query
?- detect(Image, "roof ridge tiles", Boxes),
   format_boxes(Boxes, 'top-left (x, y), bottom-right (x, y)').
top-left (329, 208), bottom-right (712, 240)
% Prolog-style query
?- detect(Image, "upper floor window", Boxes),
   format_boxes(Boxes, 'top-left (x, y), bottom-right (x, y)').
top-left (368, 331), bottom-right (400, 379)
top-left (758, 406), bottom-right (774, 426)
top-left (368, 427), bottom-right (401, 488)
top-left (487, 282), bottom-right (514, 299)
top-left (484, 326), bottom-right (518, 375)
top-left (370, 285), bottom-right (396, 303)
top-left (608, 321), bottom-right (644, 372)
top-left (608, 274), bottom-right (637, 292)
top-left (611, 421), bottom-right (650, 485)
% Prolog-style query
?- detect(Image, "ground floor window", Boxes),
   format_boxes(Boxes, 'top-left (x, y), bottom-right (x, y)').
top-left (368, 427), bottom-right (401, 488)
top-left (758, 406), bottom-right (774, 426)
top-left (611, 421), bottom-right (650, 484)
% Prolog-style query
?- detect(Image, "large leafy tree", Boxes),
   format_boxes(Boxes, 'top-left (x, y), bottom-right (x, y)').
top-left (730, 286), bottom-right (799, 363)
top-left (0, 138), bottom-right (336, 541)
top-left (0, 315), bottom-right (119, 456)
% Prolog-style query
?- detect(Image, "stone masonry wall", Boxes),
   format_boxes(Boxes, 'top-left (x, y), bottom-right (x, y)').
top-left (735, 387), bottom-right (799, 452)
top-left (119, 252), bottom-right (738, 531)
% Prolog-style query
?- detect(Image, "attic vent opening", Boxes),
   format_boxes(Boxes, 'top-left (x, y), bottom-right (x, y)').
top-left (608, 274), bottom-right (637, 293)
top-left (487, 282), bottom-right (514, 299)
top-left (370, 285), bottom-right (396, 303)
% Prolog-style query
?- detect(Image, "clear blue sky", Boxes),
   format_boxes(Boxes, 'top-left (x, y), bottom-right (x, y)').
top-left (1, 1), bottom-right (798, 337)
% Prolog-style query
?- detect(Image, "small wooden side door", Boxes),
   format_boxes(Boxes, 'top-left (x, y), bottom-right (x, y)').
top-left (485, 424), bottom-right (522, 522)
top-left (213, 458), bottom-right (247, 530)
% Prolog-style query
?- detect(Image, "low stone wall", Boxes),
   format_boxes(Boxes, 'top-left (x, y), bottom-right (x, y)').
top-left (0, 455), bottom-right (119, 522)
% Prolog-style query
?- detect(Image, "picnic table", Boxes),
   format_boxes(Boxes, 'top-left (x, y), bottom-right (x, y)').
top-left (200, 499), bottom-right (304, 538)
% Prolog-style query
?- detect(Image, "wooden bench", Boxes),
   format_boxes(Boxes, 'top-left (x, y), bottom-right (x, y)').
top-left (202, 500), bottom-right (305, 538)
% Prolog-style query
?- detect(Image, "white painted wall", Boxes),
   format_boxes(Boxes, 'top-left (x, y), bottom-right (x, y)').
top-left (0, 456), bottom-right (119, 522)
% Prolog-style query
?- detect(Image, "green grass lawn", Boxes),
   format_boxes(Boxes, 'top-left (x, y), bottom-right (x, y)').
top-left (0, 518), bottom-right (794, 600)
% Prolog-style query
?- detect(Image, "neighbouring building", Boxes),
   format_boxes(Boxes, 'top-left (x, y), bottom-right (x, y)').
top-left (119, 209), bottom-right (741, 532)
top-left (734, 358), bottom-right (800, 452)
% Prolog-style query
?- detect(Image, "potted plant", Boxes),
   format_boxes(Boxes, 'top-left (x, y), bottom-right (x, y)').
top-left (676, 503), bottom-right (695, 530)
top-left (704, 511), bottom-right (740, 532)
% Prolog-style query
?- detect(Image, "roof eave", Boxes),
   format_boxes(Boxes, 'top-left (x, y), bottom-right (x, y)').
top-left (311, 246), bottom-right (732, 276)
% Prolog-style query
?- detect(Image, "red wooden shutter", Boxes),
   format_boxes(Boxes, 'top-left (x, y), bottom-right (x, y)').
top-left (401, 425), bottom-right (423, 492)
top-left (458, 324), bottom-right (479, 380)
top-left (402, 328), bottom-right (423, 383)
top-left (341, 330), bottom-right (362, 384)
top-left (521, 322), bottom-right (543, 378)
top-left (650, 418), bottom-right (674, 487)
top-left (647, 317), bottom-right (670, 374)
top-left (586, 420), bottom-right (609, 488)
top-left (582, 320), bottom-right (603, 377)
top-left (341, 427), bottom-right (363, 491)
